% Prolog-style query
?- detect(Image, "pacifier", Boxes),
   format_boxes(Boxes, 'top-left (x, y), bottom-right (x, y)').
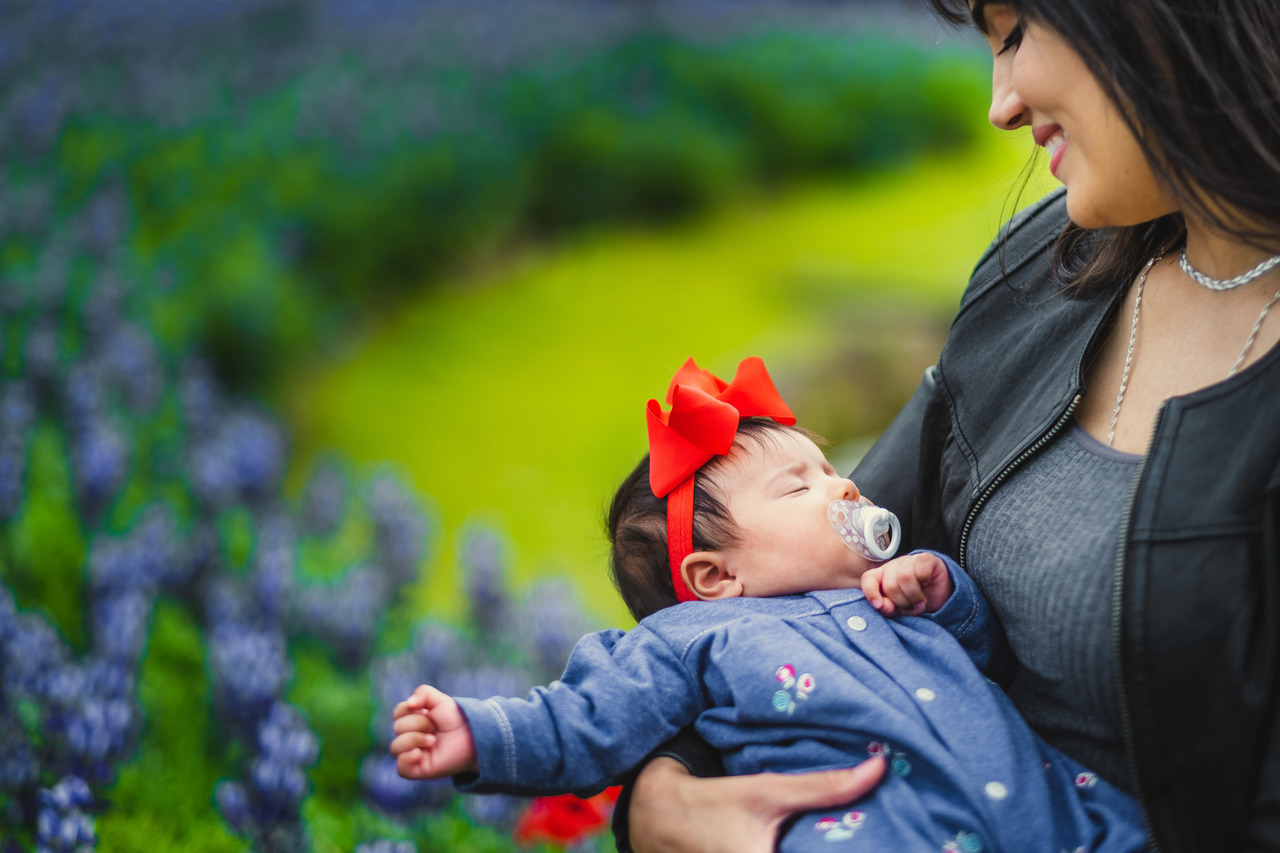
top-left (828, 498), bottom-right (901, 562)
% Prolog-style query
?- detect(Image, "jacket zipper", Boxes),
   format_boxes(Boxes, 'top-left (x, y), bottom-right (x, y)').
top-left (954, 391), bottom-right (1165, 851)
top-left (1111, 409), bottom-right (1166, 853)
top-left (956, 394), bottom-right (1082, 570)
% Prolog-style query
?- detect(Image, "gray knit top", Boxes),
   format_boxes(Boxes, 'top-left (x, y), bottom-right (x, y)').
top-left (965, 419), bottom-right (1140, 794)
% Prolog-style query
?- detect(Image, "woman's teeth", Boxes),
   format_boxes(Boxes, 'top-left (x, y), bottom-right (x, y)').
top-left (1045, 130), bottom-right (1069, 158)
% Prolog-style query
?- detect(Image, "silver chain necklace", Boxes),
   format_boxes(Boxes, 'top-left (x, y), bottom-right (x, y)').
top-left (1179, 248), bottom-right (1280, 291)
top-left (1108, 255), bottom-right (1280, 447)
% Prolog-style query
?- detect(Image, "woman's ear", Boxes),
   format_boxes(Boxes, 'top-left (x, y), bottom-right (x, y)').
top-left (681, 551), bottom-right (743, 601)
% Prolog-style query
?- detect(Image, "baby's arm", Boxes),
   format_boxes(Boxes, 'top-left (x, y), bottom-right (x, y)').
top-left (391, 684), bottom-right (477, 779)
top-left (865, 549), bottom-right (1009, 680)
top-left (861, 551), bottom-right (953, 616)
top-left (405, 626), bottom-right (703, 797)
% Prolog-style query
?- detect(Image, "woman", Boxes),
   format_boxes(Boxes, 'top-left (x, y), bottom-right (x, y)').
top-left (619, 1), bottom-right (1280, 851)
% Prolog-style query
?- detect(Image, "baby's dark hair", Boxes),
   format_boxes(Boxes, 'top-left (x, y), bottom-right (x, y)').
top-left (606, 418), bottom-right (806, 622)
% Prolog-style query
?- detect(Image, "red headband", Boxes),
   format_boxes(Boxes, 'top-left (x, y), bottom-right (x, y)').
top-left (646, 357), bottom-right (796, 603)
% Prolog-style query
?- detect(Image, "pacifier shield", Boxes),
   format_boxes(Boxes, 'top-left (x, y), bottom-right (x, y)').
top-left (828, 499), bottom-right (901, 562)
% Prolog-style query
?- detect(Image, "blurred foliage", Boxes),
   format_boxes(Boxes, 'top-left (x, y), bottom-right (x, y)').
top-left (97, 600), bottom-right (245, 852)
top-left (1, 1), bottom-right (986, 392)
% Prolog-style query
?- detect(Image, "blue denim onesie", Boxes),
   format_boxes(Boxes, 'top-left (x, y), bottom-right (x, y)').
top-left (456, 552), bottom-right (1148, 852)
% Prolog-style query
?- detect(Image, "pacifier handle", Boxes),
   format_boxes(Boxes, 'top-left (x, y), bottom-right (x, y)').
top-left (858, 507), bottom-right (901, 562)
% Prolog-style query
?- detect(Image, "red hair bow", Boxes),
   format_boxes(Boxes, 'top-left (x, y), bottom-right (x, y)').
top-left (646, 357), bottom-right (795, 602)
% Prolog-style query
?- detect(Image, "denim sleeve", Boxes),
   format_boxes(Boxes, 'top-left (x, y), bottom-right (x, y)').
top-left (454, 625), bottom-right (704, 798)
top-left (922, 550), bottom-right (1011, 681)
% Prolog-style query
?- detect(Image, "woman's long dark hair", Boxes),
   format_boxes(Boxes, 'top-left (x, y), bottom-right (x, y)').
top-left (927, 0), bottom-right (1280, 293)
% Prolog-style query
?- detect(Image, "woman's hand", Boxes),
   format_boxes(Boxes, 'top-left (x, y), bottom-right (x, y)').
top-left (627, 756), bottom-right (886, 853)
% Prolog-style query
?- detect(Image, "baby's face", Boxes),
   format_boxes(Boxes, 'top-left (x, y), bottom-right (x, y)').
top-left (712, 430), bottom-right (879, 597)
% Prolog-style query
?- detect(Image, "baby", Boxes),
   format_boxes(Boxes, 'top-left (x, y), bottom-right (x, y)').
top-left (392, 358), bottom-right (1148, 852)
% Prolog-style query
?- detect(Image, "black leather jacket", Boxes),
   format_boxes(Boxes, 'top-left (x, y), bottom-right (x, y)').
top-left (616, 189), bottom-right (1280, 852)
top-left (855, 189), bottom-right (1280, 852)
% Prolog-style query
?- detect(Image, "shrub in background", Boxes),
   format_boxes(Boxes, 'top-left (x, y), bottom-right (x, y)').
top-left (1, 0), bottom-right (986, 391)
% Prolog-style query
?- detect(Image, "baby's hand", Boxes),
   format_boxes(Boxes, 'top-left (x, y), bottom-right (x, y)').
top-left (391, 684), bottom-right (478, 780)
top-left (861, 552), bottom-right (954, 617)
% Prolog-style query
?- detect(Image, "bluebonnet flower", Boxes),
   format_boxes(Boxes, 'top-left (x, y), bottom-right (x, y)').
top-left (410, 622), bottom-right (463, 687)
top-left (60, 694), bottom-right (134, 784)
top-left (224, 409), bottom-right (285, 501)
top-left (0, 583), bottom-right (18, 643)
top-left (80, 270), bottom-right (126, 346)
top-left (253, 515), bottom-right (296, 625)
top-left (15, 75), bottom-right (71, 157)
top-left (84, 659), bottom-right (134, 705)
top-left (100, 322), bottom-right (161, 414)
top-left (208, 623), bottom-right (290, 726)
top-left (515, 580), bottom-right (588, 680)
top-left (215, 779), bottom-right (251, 833)
top-left (0, 444), bottom-right (25, 520)
top-left (461, 528), bottom-right (511, 635)
top-left (89, 506), bottom-right (179, 598)
top-left (4, 611), bottom-right (68, 696)
top-left (368, 474), bottom-right (428, 583)
top-left (63, 364), bottom-right (104, 436)
top-left (248, 757), bottom-right (308, 821)
top-left (462, 792), bottom-right (525, 831)
top-left (39, 656), bottom-right (136, 784)
top-left (355, 841), bottom-right (416, 853)
top-left (91, 591), bottom-right (152, 666)
top-left (35, 776), bottom-right (95, 853)
top-left (301, 461), bottom-right (347, 536)
top-left (369, 655), bottom-right (426, 748)
top-left (39, 662), bottom-right (87, 709)
top-left (0, 381), bottom-right (35, 441)
top-left (32, 240), bottom-right (71, 313)
top-left (80, 185), bottom-right (129, 257)
top-left (9, 177), bottom-right (53, 241)
top-left (0, 713), bottom-right (38, 791)
top-left (189, 432), bottom-right (237, 509)
top-left (440, 664), bottom-right (532, 707)
top-left (24, 317), bottom-right (60, 384)
top-left (71, 417), bottom-right (130, 513)
top-left (192, 409), bottom-right (285, 508)
top-left (130, 505), bottom-right (185, 587)
top-left (213, 703), bottom-right (317, 851)
top-left (201, 577), bottom-right (250, 631)
top-left (178, 360), bottom-right (219, 440)
top-left (295, 564), bottom-right (388, 668)
top-left (359, 753), bottom-right (451, 815)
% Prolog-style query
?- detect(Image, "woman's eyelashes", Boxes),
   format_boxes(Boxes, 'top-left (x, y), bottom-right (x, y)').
top-left (998, 21), bottom-right (1025, 55)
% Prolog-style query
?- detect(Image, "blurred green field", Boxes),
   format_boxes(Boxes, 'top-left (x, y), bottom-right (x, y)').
top-left (286, 129), bottom-right (1057, 630)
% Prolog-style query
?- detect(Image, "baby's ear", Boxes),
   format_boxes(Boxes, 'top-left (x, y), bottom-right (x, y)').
top-left (682, 552), bottom-right (743, 601)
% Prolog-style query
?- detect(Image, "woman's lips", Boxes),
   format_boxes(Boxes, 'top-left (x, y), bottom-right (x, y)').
top-left (1046, 131), bottom-right (1069, 176)
top-left (1033, 125), bottom-right (1070, 178)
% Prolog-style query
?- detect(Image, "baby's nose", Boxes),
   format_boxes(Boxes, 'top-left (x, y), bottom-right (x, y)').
top-left (835, 479), bottom-right (860, 501)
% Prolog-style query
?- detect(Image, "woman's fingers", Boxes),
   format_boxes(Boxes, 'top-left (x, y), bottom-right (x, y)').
top-left (628, 756), bottom-right (886, 853)
top-left (746, 757), bottom-right (887, 817)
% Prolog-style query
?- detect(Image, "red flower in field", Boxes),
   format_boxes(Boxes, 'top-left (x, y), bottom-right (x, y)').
top-left (513, 786), bottom-right (621, 848)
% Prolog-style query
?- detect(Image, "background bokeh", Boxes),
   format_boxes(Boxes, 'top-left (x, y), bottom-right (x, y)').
top-left (0, 0), bottom-right (1054, 850)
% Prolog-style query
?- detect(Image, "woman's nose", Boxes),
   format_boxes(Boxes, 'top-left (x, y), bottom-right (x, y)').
top-left (989, 55), bottom-right (1029, 130)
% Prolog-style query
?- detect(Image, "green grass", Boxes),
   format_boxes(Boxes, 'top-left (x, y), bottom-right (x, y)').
top-left (284, 129), bottom-right (1057, 630)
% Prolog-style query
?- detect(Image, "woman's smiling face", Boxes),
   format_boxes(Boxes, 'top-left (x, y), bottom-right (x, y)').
top-left (977, 3), bottom-right (1177, 228)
